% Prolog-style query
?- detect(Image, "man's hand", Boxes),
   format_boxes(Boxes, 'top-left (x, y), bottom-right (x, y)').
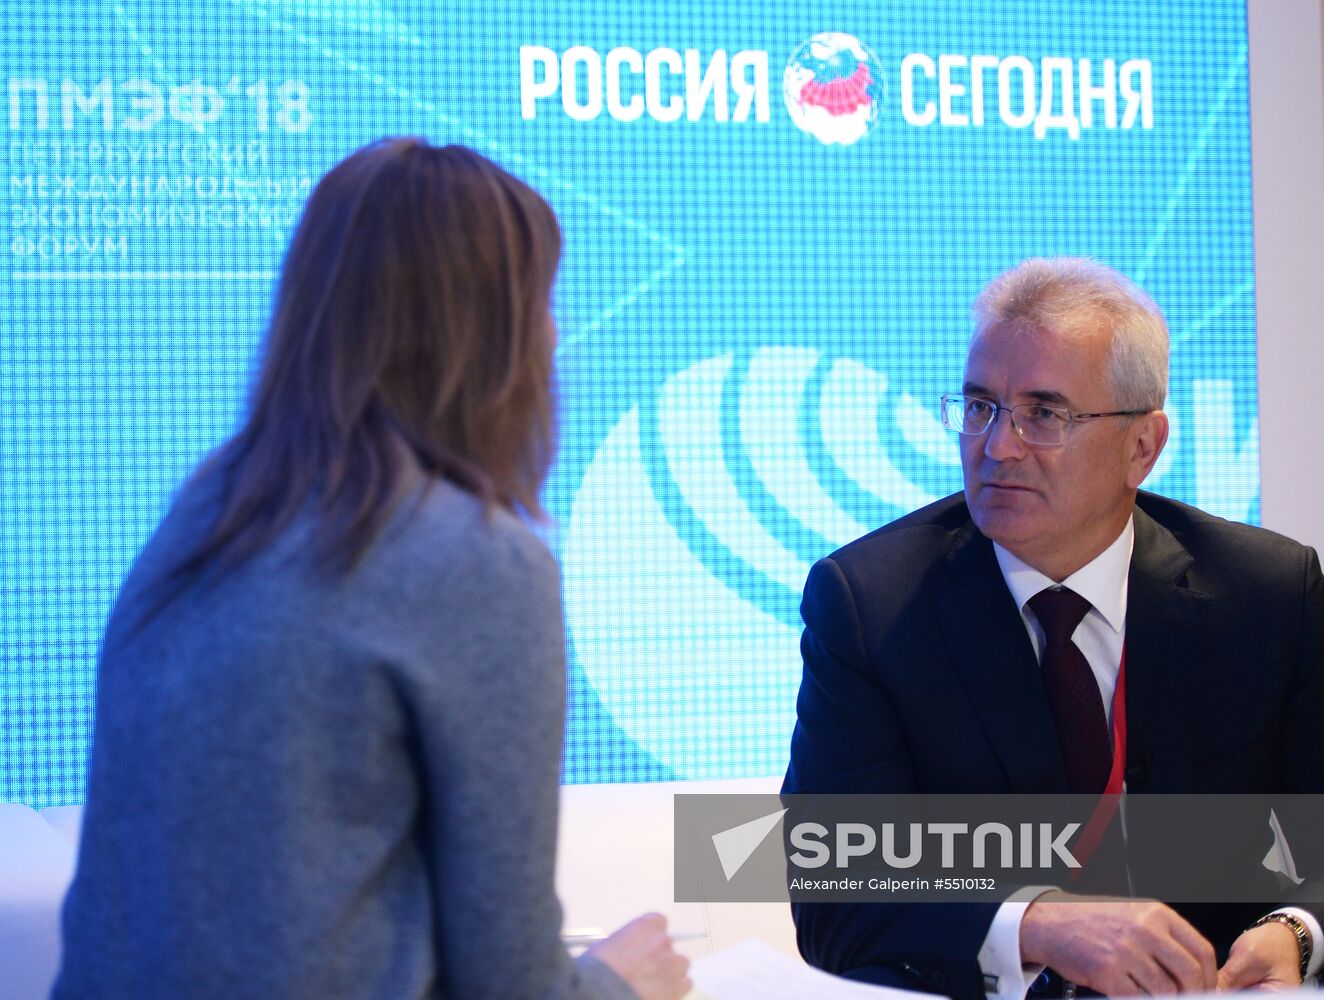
top-left (1021, 892), bottom-right (1217, 995)
top-left (1217, 922), bottom-right (1302, 992)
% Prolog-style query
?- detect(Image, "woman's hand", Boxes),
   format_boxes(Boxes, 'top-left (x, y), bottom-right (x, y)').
top-left (588, 913), bottom-right (693, 1000)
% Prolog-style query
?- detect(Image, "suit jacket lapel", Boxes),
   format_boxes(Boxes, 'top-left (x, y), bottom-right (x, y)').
top-left (938, 521), bottom-right (1070, 792)
top-left (1125, 504), bottom-right (1213, 791)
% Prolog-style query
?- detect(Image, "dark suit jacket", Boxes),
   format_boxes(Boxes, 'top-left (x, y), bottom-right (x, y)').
top-left (782, 491), bottom-right (1324, 999)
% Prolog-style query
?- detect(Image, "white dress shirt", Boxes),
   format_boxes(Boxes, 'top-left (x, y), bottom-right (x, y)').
top-left (975, 516), bottom-right (1321, 997)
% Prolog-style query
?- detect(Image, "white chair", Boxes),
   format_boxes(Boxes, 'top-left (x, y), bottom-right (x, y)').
top-left (0, 803), bottom-right (80, 1000)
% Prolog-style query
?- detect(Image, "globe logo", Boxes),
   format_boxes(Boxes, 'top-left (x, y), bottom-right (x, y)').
top-left (783, 32), bottom-right (887, 146)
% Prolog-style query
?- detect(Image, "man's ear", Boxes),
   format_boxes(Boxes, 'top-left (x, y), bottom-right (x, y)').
top-left (1126, 410), bottom-right (1170, 489)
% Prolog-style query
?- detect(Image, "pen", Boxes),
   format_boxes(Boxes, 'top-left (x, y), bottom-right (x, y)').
top-left (561, 928), bottom-right (707, 946)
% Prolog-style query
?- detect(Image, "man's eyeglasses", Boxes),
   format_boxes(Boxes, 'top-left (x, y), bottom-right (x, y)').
top-left (939, 394), bottom-right (1147, 448)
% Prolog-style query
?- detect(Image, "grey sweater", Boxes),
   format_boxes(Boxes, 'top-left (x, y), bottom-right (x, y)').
top-left (54, 473), bottom-right (636, 1000)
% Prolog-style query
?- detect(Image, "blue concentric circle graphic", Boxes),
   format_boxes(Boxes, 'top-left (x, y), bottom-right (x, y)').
top-left (562, 348), bottom-right (959, 778)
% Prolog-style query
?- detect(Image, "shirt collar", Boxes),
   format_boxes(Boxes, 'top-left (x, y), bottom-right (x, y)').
top-left (992, 515), bottom-right (1134, 633)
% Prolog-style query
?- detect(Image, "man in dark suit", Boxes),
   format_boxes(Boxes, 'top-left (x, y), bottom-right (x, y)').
top-left (783, 258), bottom-right (1324, 999)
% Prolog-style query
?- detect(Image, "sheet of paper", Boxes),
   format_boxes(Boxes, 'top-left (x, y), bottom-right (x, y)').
top-left (690, 941), bottom-right (1324, 1000)
top-left (688, 938), bottom-right (926, 999)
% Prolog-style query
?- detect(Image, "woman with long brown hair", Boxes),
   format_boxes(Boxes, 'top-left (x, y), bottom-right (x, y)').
top-left (54, 138), bottom-right (690, 1000)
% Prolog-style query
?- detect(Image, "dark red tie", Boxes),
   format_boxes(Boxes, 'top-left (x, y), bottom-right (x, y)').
top-left (1028, 587), bottom-right (1111, 794)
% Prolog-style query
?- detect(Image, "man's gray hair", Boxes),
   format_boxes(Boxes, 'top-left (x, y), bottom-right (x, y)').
top-left (971, 257), bottom-right (1169, 411)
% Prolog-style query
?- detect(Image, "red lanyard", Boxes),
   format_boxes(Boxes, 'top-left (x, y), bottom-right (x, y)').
top-left (1069, 644), bottom-right (1127, 874)
top-left (1104, 643), bottom-right (1128, 795)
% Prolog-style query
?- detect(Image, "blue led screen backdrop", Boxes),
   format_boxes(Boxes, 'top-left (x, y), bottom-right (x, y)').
top-left (2, 0), bottom-right (1260, 807)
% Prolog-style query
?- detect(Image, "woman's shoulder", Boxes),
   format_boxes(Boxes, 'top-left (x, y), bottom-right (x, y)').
top-left (354, 480), bottom-right (562, 663)
top-left (374, 477), bottom-right (558, 589)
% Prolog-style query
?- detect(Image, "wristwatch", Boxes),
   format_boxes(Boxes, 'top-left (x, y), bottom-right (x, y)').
top-left (1249, 911), bottom-right (1313, 982)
